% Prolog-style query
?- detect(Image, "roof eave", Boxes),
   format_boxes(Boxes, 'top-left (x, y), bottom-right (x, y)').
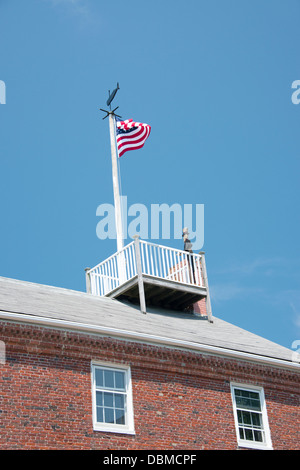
top-left (1, 310), bottom-right (299, 373)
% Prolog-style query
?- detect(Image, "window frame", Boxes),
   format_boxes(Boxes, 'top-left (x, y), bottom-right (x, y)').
top-left (91, 362), bottom-right (135, 435)
top-left (230, 382), bottom-right (273, 450)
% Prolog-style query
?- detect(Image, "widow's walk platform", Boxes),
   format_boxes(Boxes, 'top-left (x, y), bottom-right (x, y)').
top-left (85, 237), bottom-right (212, 321)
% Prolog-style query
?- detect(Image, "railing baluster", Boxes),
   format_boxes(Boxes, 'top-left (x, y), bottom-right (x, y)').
top-left (130, 243), bottom-right (136, 277)
top-left (196, 257), bottom-right (201, 286)
top-left (127, 245), bottom-right (131, 278)
top-left (172, 250), bottom-right (177, 282)
top-left (124, 245), bottom-right (128, 279)
top-left (173, 250), bottom-right (178, 282)
top-left (162, 248), bottom-right (166, 278)
top-left (87, 241), bottom-right (205, 296)
top-left (126, 244), bottom-right (131, 278)
top-left (183, 257), bottom-right (186, 283)
top-left (140, 241), bottom-right (145, 274)
top-left (104, 261), bottom-right (109, 294)
top-left (180, 253), bottom-right (184, 284)
top-left (97, 270), bottom-right (101, 296)
top-left (145, 242), bottom-right (150, 275)
top-left (179, 251), bottom-right (184, 284)
top-left (157, 245), bottom-right (162, 278)
top-left (164, 248), bottom-right (169, 279)
top-left (90, 273), bottom-right (96, 294)
top-left (194, 256), bottom-right (198, 285)
top-left (169, 250), bottom-right (173, 278)
top-left (112, 259), bottom-right (116, 289)
top-left (113, 255), bottom-right (118, 288)
top-left (132, 243), bottom-right (137, 275)
top-left (154, 245), bottom-right (158, 277)
top-left (169, 250), bottom-right (173, 280)
top-left (200, 256), bottom-right (203, 286)
top-left (131, 243), bottom-right (134, 275)
top-left (95, 270), bottom-right (99, 296)
top-left (175, 251), bottom-right (180, 283)
top-left (108, 259), bottom-right (112, 291)
top-left (188, 255), bottom-right (192, 284)
top-left (149, 244), bottom-right (153, 276)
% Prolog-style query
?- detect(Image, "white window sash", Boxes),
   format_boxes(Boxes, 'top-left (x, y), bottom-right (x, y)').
top-left (91, 362), bottom-right (135, 435)
top-left (230, 382), bottom-right (273, 450)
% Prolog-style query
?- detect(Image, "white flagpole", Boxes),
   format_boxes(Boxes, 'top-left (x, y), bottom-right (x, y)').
top-left (108, 112), bottom-right (124, 253)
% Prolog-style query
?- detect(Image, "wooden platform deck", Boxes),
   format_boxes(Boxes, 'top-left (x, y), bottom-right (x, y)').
top-left (86, 238), bottom-right (213, 321)
top-left (106, 274), bottom-right (207, 310)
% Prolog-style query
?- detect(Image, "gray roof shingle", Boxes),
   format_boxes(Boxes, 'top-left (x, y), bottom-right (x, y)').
top-left (0, 276), bottom-right (297, 366)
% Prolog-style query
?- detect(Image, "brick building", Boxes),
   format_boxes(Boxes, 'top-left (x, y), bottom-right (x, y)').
top-left (0, 262), bottom-right (299, 450)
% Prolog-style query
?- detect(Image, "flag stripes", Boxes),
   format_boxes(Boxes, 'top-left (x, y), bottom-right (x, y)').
top-left (116, 118), bottom-right (151, 158)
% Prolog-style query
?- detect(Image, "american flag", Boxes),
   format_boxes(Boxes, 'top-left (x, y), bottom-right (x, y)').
top-left (116, 118), bottom-right (151, 158)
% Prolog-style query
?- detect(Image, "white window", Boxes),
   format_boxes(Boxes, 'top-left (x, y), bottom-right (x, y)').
top-left (91, 363), bottom-right (135, 434)
top-left (230, 383), bottom-right (272, 449)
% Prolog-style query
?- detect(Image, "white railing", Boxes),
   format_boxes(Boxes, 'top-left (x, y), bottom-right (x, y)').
top-left (139, 240), bottom-right (203, 287)
top-left (86, 239), bottom-right (205, 297)
top-left (88, 241), bottom-right (137, 296)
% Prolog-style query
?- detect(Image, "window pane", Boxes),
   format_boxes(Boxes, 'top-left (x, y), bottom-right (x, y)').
top-left (235, 395), bottom-right (247, 407)
top-left (251, 412), bottom-right (262, 428)
top-left (96, 391), bottom-right (103, 406)
top-left (104, 392), bottom-right (114, 407)
top-left (254, 430), bottom-right (263, 442)
top-left (95, 368), bottom-right (103, 387)
top-left (104, 407), bottom-right (114, 424)
top-left (242, 411), bottom-right (252, 426)
top-left (115, 393), bottom-right (125, 409)
top-left (96, 406), bottom-right (103, 423)
top-left (116, 408), bottom-right (125, 425)
top-left (245, 428), bottom-right (254, 441)
top-left (249, 398), bottom-right (261, 411)
top-left (104, 370), bottom-right (114, 388)
top-left (235, 389), bottom-right (261, 411)
top-left (115, 371), bottom-right (125, 390)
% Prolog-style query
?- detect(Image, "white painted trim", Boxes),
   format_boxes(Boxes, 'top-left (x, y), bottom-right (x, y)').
top-left (0, 310), bottom-right (299, 372)
top-left (230, 382), bottom-right (273, 450)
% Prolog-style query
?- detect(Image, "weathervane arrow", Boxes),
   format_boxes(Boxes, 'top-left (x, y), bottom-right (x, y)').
top-left (99, 82), bottom-right (122, 119)
top-left (107, 82), bottom-right (120, 108)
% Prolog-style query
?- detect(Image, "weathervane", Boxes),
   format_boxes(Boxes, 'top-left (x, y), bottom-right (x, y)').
top-left (100, 82), bottom-right (121, 120)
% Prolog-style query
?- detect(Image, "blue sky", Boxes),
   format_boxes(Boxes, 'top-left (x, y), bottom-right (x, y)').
top-left (0, 0), bottom-right (299, 351)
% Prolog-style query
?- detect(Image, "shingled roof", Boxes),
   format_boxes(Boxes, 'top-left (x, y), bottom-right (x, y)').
top-left (0, 276), bottom-right (299, 370)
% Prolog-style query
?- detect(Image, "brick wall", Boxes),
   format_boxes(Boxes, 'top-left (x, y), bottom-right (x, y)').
top-left (0, 321), bottom-right (299, 450)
